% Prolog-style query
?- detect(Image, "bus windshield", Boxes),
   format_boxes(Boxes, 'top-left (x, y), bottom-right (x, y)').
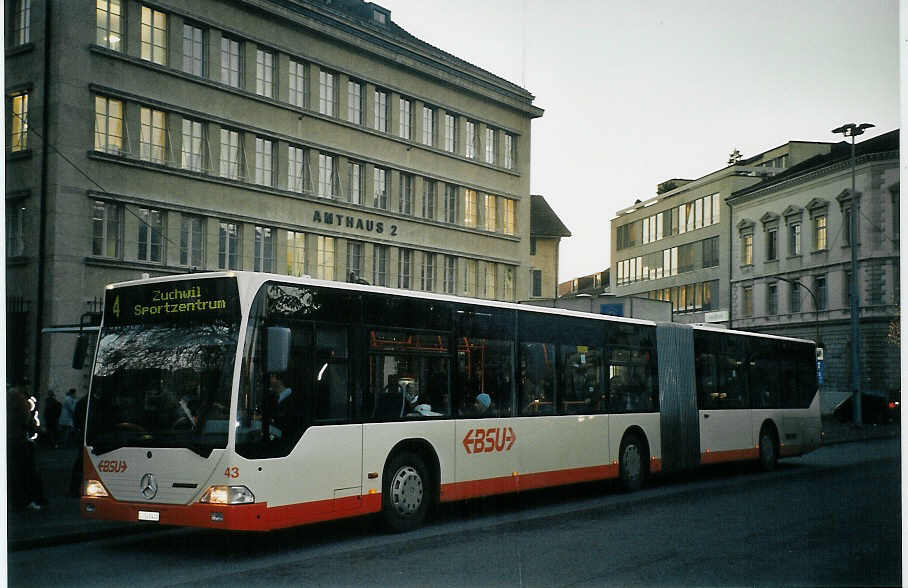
top-left (86, 277), bottom-right (241, 457)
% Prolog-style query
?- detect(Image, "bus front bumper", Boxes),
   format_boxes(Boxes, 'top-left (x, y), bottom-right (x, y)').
top-left (80, 496), bottom-right (270, 531)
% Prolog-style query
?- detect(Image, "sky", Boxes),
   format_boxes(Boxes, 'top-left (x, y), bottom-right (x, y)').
top-left (380, 0), bottom-right (901, 283)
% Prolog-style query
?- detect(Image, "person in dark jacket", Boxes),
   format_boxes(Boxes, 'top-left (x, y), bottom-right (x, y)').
top-left (44, 391), bottom-right (62, 447)
top-left (7, 385), bottom-right (46, 510)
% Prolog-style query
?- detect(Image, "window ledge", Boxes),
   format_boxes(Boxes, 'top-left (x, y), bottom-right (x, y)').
top-left (6, 42), bottom-right (34, 58)
top-left (6, 149), bottom-right (33, 162)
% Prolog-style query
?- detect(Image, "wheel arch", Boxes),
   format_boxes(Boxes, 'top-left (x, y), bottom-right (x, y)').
top-left (385, 438), bottom-right (441, 503)
top-left (620, 425), bottom-right (651, 475)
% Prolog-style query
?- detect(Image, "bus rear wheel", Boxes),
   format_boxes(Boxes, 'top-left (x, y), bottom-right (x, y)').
top-left (619, 433), bottom-right (646, 492)
top-left (759, 428), bottom-right (778, 472)
top-left (381, 451), bottom-right (430, 533)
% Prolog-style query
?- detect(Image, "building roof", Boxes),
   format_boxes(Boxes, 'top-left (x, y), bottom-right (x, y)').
top-left (278, 0), bottom-right (543, 115)
top-left (729, 129), bottom-right (899, 200)
top-left (530, 194), bottom-right (572, 238)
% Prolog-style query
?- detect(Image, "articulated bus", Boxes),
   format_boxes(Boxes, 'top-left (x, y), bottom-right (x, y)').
top-left (81, 271), bottom-right (821, 532)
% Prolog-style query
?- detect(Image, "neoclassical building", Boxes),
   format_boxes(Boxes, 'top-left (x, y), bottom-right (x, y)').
top-left (727, 130), bottom-right (899, 412)
top-left (5, 0), bottom-right (544, 394)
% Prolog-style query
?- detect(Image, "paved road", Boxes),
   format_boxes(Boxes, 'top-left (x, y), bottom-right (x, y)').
top-left (8, 438), bottom-right (900, 587)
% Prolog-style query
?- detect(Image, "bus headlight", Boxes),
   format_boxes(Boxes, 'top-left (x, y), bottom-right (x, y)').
top-left (84, 479), bottom-right (109, 497)
top-left (200, 485), bottom-right (255, 505)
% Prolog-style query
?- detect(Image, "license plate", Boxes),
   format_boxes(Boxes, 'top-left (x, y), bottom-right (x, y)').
top-left (138, 510), bottom-right (160, 522)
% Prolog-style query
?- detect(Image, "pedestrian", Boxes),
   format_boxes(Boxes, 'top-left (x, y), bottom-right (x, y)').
top-left (69, 392), bottom-right (90, 497)
top-left (7, 385), bottom-right (47, 511)
top-left (44, 390), bottom-right (62, 447)
top-left (58, 388), bottom-right (77, 448)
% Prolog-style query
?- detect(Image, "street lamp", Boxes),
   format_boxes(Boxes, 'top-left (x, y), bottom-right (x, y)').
top-left (774, 276), bottom-right (821, 348)
top-left (831, 122), bottom-right (873, 426)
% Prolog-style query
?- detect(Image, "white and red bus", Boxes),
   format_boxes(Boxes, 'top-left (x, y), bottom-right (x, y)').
top-left (81, 271), bottom-right (821, 532)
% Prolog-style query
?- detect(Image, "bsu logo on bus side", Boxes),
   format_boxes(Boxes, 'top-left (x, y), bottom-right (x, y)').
top-left (462, 427), bottom-right (516, 454)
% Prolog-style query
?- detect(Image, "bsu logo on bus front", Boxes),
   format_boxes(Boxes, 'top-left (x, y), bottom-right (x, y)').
top-left (462, 427), bottom-right (516, 454)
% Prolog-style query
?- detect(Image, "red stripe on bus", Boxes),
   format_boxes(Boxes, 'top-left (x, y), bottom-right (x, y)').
top-left (699, 448), bottom-right (759, 465)
top-left (81, 494), bottom-right (382, 532)
top-left (440, 463), bottom-right (625, 502)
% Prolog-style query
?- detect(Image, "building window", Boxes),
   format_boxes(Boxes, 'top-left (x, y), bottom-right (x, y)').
top-left (319, 70), bottom-right (336, 117)
top-left (347, 80), bottom-right (362, 124)
top-left (9, 92), bottom-right (28, 152)
top-left (483, 193), bottom-right (497, 232)
top-left (286, 231), bottom-right (306, 276)
top-left (815, 275), bottom-right (827, 310)
top-left (892, 191), bottom-right (900, 242)
top-left (531, 269), bottom-right (542, 297)
top-left (182, 24), bottom-right (204, 76)
top-left (485, 264), bottom-right (496, 299)
top-left (789, 222), bottom-right (801, 256)
top-left (6, 203), bottom-right (26, 257)
top-left (789, 279), bottom-right (801, 313)
top-left (423, 180), bottom-right (436, 220)
top-left (502, 199), bottom-right (516, 235)
top-left (139, 107), bottom-right (166, 164)
top-left (843, 206), bottom-right (859, 246)
top-left (253, 226), bottom-right (274, 272)
top-left (218, 222), bottom-right (240, 270)
top-left (422, 106), bottom-right (434, 146)
top-left (530, 237), bottom-right (537, 256)
top-left (374, 90), bottom-right (388, 132)
top-left (256, 48), bottom-right (274, 98)
top-left (287, 145), bottom-right (306, 193)
top-left (373, 245), bottom-right (388, 286)
top-left (677, 242), bottom-right (696, 274)
top-left (288, 60), bottom-right (307, 108)
top-left (136, 207), bottom-right (163, 263)
top-left (767, 283), bottom-right (778, 315)
top-left (347, 241), bottom-right (363, 282)
top-left (766, 228), bottom-right (778, 260)
top-left (464, 190), bottom-right (478, 228)
top-left (219, 129), bottom-right (242, 180)
top-left (465, 121), bottom-right (477, 159)
top-left (399, 173), bottom-right (413, 215)
top-left (373, 167), bottom-right (388, 209)
top-left (444, 113), bottom-right (455, 153)
top-left (318, 153), bottom-right (335, 198)
top-left (220, 37), bottom-right (242, 88)
top-left (422, 253), bottom-right (435, 292)
top-left (741, 234), bottom-right (753, 265)
top-left (464, 259), bottom-right (477, 296)
top-left (348, 161), bottom-right (362, 204)
top-left (398, 248), bottom-right (412, 289)
top-left (742, 286), bottom-right (753, 317)
top-left (315, 236), bottom-right (335, 280)
top-left (702, 236), bottom-right (719, 268)
top-left (503, 133), bottom-right (514, 169)
top-left (94, 96), bottom-right (123, 154)
top-left (179, 214), bottom-right (204, 268)
top-left (444, 256), bottom-right (456, 294)
top-left (96, 0), bottom-right (121, 51)
top-left (399, 98), bottom-right (412, 139)
top-left (140, 6), bottom-right (167, 65)
top-left (485, 127), bottom-right (495, 164)
top-left (92, 201), bottom-right (121, 258)
top-left (13, 0), bottom-right (30, 45)
top-left (181, 118), bottom-right (204, 172)
top-left (255, 138), bottom-right (273, 187)
top-left (444, 184), bottom-right (456, 223)
top-left (814, 215), bottom-right (827, 251)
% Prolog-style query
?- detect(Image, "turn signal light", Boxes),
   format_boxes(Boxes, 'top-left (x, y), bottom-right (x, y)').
top-left (84, 479), bottom-right (109, 497)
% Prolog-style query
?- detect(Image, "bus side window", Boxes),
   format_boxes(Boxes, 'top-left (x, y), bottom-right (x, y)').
top-left (313, 326), bottom-right (349, 422)
top-left (519, 342), bottom-right (554, 416)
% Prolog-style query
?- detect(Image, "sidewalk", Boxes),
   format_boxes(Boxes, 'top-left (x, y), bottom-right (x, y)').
top-left (6, 416), bottom-right (900, 551)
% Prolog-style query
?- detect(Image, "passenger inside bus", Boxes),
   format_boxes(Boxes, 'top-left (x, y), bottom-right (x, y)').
top-left (265, 372), bottom-right (294, 440)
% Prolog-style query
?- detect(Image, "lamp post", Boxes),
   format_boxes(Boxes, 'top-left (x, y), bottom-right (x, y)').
top-left (831, 122), bottom-right (873, 426)
top-left (775, 276), bottom-right (821, 348)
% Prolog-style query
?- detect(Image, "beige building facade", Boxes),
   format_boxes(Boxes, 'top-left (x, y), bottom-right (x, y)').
top-left (5, 0), bottom-right (544, 394)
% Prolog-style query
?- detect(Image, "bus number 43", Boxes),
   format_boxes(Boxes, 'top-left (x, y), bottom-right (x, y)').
top-left (462, 427), bottom-right (516, 454)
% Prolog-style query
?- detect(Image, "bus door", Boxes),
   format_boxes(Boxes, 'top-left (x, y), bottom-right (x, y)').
top-left (695, 336), bottom-right (754, 461)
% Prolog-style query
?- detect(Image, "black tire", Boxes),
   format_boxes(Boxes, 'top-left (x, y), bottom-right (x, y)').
top-left (381, 451), bottom-right (430, 533)
top-left (759, 427), bottom-right (778, 472)
top-left (619, 433), bottom-right (646, 492)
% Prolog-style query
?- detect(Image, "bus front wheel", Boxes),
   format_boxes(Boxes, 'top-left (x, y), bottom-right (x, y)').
top-left (381, 451), bottom-right (430, 533)
top-left (619, 433), bottom-right (646, 492)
